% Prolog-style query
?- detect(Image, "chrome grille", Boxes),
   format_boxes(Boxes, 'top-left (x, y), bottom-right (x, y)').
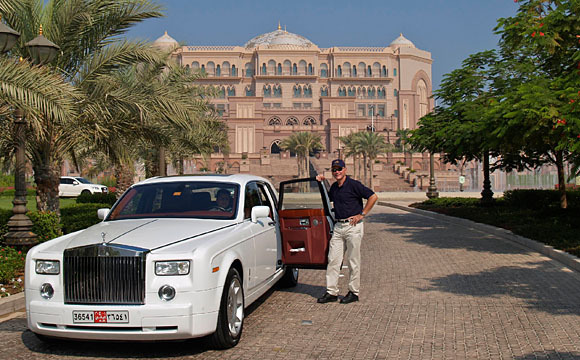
top-left (64, 244), bottom-right (147, 305)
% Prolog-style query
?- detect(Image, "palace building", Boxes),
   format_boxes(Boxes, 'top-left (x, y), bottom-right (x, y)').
top-left (154, 25), bottom-right (433, 157)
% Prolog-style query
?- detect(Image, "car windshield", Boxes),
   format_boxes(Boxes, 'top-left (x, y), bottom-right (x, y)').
top-left (75, 177), bottom-right (92, 184)
top-left (107, 181), bottom-right (239, 221)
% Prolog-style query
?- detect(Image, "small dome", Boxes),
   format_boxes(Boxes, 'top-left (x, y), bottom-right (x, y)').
top-left (389, 33), bottom-right (415, 48)
top-left (245, 28), bottom-right (315, 49)
top-left (153, 31), bottom-right (178, 49)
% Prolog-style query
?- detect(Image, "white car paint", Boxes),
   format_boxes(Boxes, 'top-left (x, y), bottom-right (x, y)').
top-left (26, 174), bottom-right (292, 343)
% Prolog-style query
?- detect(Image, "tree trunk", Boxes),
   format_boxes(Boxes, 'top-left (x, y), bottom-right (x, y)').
top-left (363, 154), bottom-right (368, 186)
top-left (114, 162), bottom-right (135, 199)
top-left (352, 155), bottom-right (358, 181)
top-left (555, 150), bottom-right (567, 209)
top-left (33, 161), bottom-right (61, 215)
top-left (369, 157), bottom-right (374, 190)
top-left (159, 147), bottom-right (166, 176)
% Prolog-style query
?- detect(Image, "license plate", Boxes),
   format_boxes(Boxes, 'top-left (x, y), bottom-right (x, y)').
top-left (72, 311), bottom-right (129, 324)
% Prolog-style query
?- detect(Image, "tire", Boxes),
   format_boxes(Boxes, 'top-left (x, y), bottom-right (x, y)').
top-left (80, 190), bottom-right (91, 196)
top-left (278, 266), bottom-right (299, 288)
top-left (210, 267), bottom-right (244, 349)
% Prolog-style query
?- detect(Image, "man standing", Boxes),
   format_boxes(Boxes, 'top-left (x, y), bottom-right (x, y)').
top-left (316, 159), bottom-right (378, 304)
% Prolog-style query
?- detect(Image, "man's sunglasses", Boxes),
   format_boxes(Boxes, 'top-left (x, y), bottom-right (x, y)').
top-left (331, 167), bottom-right (343, 172)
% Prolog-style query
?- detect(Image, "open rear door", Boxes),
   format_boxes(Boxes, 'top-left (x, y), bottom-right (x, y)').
top-left (278, 177), bottom-right (334, 269)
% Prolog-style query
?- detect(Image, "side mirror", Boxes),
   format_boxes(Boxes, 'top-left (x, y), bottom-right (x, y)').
top-left (251, 205), bottom-right (270, 223)
top-left (97, 208), bottom-right (110, 220)
top-left (72, 180), bottom-right (79, 185)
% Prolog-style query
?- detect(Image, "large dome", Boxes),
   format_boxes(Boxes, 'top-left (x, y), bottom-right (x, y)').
top-left (153, 31), bottom-right (179, 50)
top-left (244, 28), bottom-right (315, 49)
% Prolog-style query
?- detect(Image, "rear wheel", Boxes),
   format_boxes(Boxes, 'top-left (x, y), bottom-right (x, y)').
top-left (278, 266), bottom-right (299, 288)
top-left (210, 267), bottom-right (244, 349)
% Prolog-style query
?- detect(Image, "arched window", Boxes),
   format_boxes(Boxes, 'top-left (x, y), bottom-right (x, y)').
top-left (358, 62), bottom-right (366, 77)
top-left (218, 86), bottom-right (225, 98)
top-left (207, 62), bottom-right (215, 76)
top-left (343, 62), bottom-right (351, 77)
top-left (352, 65), bottom-right (357, 77)
top-left (283, 60), bottom-right (292, 75)
top-left (308, 63), bottom-right (313, 75)
top-left (394, 89), bottom-right (398, 97)
top-left (228, 86), bottom-right (236, 97)
top-left (185, 64), bottom-right (190, 70)
top-left (304, 85), bottom-right (312, 97)
top-left (216, 65), bottom-right (221, 77)
top-left (320, 63), bottom-right (328, 78)
top-left (394, 68), bottom-right (397, 76)
top-left (320, 86), bottom-right (328, 97)
top-left (277, 63), bottom-right (282, 75)
top-left (368, 87), bottom-right (376, 99)
top-left (338, 87), bottom-right (346, 96)
top-left (382, 66), bottom-right (387, 77)
top-left (192, 61), bottom-right (200, 71)
top-left (222, 62), bottom-right (230, 76)
top-left (417, 79), bottom-right (429, 118)
top-left (367, 65), bottom-right (372, 77)
top-left (292, 63), bottom-right (297, 75)
top-left (303, 116), bottom-right (317, 125)
top-left (201, 64), bottom-right (206, 74)
top-left (268, 60), bottom-right (276, 75)
top-left (293, 85), bottom-right (302, 97)
top-left (231, 64), bottom-right (237, 76)
top-left (245, 86), bottom-right (254, 96)
top-left (378, 87), bottom-right (386, 99)
top-left (262, 63), bottom-right (267, 75)
top-left (273, 84), bottom-right (282, 97)
top-left (268, 117), bottom-right (282, 125)
top-left (348, 86), bottom-right (355, 97)
top-left (263, 85), bottom-right (272, 97)
top-left (271, 140), bottom-right (282, 153)
top-left (362, 87), bottom-right (367, 98)
top-left (373, 62), bottom-right (381, 77)
top-left (299, 60), bottom-right (307, 75)
top-left (245, 63), bottom-right (253, 77)
top-left (337, 65), bottom-right (342, 77)
top-left (286, 117), bottom-right (299, 125)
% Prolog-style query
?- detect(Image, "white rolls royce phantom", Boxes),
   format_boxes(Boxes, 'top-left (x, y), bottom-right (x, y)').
top-left (26, 174), bottom-right (334, 348)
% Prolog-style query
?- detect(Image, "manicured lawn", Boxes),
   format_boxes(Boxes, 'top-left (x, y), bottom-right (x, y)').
top-left (411, 195), bottom-right (580, 257)
top-left (0, 196), bottom-right (76, 211)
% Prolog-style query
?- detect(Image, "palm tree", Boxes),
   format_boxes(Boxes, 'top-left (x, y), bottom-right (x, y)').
top-left (355, 131), bottom-right (392, 188)
top-left (0, 0), bottom-right (164, 212)
top-left (338, 132), bottom-right (362, 181)
top-left (396, 129), bottom-right (412, 164)
top-left (280, 131), bottom-right (323, 179)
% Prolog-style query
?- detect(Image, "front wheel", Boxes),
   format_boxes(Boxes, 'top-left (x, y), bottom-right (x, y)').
top-left (278, 266), bottom-right (299, 288)
top-left (210, 267), bottom-right (244, 349)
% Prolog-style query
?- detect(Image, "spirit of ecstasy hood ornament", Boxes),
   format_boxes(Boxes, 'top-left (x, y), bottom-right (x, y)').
top-left (101, 232), bottom-right (106, 243)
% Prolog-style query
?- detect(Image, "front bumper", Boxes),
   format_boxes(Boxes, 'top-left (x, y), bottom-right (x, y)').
top-left (27, 287), bottom-right (221, 341)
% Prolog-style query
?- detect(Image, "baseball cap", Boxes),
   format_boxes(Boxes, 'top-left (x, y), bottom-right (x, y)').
top-left (331, 159), bottom-right (345, 168)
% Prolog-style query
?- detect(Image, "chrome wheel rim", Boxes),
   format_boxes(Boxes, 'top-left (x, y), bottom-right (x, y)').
top-left (226, 277), bottom-right (243, 337)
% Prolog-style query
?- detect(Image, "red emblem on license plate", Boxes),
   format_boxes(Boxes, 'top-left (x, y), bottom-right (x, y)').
top-left (94, 311), bottom-right (107, 323)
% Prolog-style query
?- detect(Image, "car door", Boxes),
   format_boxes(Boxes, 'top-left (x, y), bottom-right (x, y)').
top-left (278, 177), bottom-right (334, 268)
top-left (59, 178), bottom-right (74, 196)
top-left (244, 182), bottom-right (277, 288)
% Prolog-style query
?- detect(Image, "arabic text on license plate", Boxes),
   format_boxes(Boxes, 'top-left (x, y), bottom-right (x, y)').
top-left (72, 311), bottom-right (129, 323)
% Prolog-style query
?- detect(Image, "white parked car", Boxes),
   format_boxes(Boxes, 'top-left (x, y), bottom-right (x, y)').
top-left (59, 176), bottom-right (109, 197)
top-left (26, 174), bottom-right (334, 348)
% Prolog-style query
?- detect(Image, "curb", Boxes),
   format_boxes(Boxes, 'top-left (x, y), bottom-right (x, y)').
top-left (0, 292), bottom-right (25, 318)
top-left (379, 201), bottom-right (580, 273)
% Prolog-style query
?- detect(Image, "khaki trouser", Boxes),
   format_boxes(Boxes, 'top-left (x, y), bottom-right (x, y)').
top-left (326, 221), bottom-right (363, 296)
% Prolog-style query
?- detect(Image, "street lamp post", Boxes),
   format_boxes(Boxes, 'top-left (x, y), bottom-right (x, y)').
top-left (426, 152), bottom-right (439, 199)
top-left (2, 23), bottom-right (60, 247)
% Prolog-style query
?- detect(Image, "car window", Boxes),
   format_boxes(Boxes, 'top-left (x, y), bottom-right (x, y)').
top-left (279, 179), bottom-right (326, 210)
top-left (243, 182), bottom-right (262, 219)
top-left (257, 183), bottom-right (274, 218)
top-left (76, 177), bottom-right (92, 184)
top-left (107, 181), bottom-right (239, 220)
top-left (60, 178), bottom-right (73, 185)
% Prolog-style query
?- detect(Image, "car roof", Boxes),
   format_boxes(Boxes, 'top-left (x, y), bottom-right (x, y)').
top-left (136, 174), bottom-right (273, 187)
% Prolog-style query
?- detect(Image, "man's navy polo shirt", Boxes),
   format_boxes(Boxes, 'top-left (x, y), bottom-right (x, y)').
top-left (329, 176), bottom-right (375, 219)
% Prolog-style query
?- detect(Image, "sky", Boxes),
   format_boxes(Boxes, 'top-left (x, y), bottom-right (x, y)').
top-left (128, 0), bottom-right (520, 91)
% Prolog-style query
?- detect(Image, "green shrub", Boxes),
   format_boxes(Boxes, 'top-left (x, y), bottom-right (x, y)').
top-left (0, 246), bottom-right (25, 283)
top-left (60, 203), bottom-right (106, 234)
top-left (97, 176), bottom-right (116, 188)
top-left (419, 197), bottom-right (481, 208)
top-left (76, 192), bottom-right (117, 206)
top-left (503, 189), bottom-right (580, 209)
top-left (0, 209), bottom-right (11, 243)
top-left (0, 188), bottom-right (36, 196)
top-left (28, 211), bottom-right (62, 243)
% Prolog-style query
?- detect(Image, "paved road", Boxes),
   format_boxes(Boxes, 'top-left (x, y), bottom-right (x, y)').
top-left (1, 205), bottom-right (580, 359)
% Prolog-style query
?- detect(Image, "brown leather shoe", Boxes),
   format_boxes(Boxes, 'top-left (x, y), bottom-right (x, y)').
top-left (340, 291), bottom-right (359, 304)
top-left (317, 292), bottom-right (338, 303)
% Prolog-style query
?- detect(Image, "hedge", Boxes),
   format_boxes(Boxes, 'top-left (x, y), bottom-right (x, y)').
top-left (503, 189), bottom-right (580, 209)
top-left (76, 192), bottom-right (117, 207)
top-left (60, 203), bottom-right (107, 234)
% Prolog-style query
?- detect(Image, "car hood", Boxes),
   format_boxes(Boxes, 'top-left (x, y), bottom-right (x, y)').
top-left (52, 218), bottom-right (237, 253)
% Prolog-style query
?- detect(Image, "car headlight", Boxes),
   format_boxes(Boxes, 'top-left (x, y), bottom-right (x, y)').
top-left (36, 260), bottom-right (60, 275)
top-left (155, 261), bottom-right (190, 276)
